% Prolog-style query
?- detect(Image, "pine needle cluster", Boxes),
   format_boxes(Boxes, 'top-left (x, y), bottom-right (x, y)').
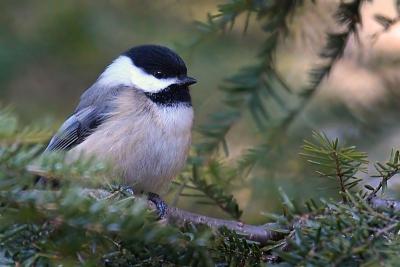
top-left (1, 0), bottom-right (400, 266)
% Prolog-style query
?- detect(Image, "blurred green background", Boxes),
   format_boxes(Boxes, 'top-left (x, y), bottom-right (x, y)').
top-left (2, 0), bottom-right (400, 223)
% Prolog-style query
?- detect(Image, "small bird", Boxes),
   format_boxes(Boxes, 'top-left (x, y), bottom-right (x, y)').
top-left (43, 45), bottom-right (197, 216)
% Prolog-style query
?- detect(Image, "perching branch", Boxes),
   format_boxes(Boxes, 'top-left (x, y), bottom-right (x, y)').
top-left (7, 188), bottom-right (284, 245)
top-left (27, 169), bottom-right (282, 243)
top-left (165, 206), bottom-right (283, 245)
top-left (84, 189), bottom-right (285, 245)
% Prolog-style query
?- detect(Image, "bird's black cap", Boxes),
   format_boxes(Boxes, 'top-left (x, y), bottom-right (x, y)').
top-left (124, 45), bottom-right (187, 78)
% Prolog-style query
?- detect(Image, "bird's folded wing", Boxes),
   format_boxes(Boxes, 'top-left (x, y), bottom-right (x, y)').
top-left (45, 106), bottom-right (107, 152)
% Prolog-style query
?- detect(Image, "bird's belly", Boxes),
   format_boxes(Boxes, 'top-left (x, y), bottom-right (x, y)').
top-left (69, 109), bottom-right (192, 194)
top-left (118, 129), bottom-right (191, 194)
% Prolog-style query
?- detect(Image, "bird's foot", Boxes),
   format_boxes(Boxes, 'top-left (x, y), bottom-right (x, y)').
top-left (110, 186), bottom-right (167, 219)
top-left (147, 192), bottom-right (168, 219)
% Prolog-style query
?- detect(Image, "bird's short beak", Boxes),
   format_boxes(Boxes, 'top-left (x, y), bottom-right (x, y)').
top-left (179, 76), bottom-right (197, 86)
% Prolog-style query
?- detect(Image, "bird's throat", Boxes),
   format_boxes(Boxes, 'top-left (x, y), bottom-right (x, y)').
top-left (144, 84), bottom-right (191, 107)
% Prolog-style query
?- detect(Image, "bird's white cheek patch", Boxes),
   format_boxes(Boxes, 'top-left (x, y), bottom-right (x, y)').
top-left (98, 56), bottom-right (178, 93)
top-left (129, 64), bottom-right (177, 93)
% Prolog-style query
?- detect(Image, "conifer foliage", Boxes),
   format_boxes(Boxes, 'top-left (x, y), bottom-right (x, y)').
top-left (1, 0), bottom-right (400, 266)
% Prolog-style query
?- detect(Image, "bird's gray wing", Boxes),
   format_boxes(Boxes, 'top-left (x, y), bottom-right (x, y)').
top-left (46, 83), bottom-right (127, 152)
top-left (45, 106), bottom-right (108, 152)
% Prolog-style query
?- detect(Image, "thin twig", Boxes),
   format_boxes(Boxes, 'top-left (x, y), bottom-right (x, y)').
top-left (332, 151), bottom-right (347, 203)
top-left (367, 167), bottom-right (400, 200)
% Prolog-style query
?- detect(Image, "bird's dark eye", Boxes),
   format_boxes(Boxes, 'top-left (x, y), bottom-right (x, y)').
top-left (154, 71), bottom-right (165, 79)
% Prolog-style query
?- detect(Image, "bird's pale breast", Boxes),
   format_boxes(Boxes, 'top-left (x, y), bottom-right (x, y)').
top-left (69, 90), bottom-right (193, 194)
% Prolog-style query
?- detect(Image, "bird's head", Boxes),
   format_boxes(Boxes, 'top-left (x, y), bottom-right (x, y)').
top-left (98, 45), bottom-right (196, 106)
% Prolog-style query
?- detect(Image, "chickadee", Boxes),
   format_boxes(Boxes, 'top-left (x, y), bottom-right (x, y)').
top-left (44, 45), bottom-right (196, 216)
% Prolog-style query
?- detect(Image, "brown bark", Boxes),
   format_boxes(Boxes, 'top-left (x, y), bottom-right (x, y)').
top-left (83, 188), bottom-right (285, 245)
